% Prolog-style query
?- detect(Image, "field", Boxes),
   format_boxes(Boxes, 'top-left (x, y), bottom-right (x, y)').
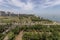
top-left (0, 15), bottom-right (60, 40)
top-left (0, 16), bottom-right (20, 23)
top-left (0, 25), bottom-right (60, 40)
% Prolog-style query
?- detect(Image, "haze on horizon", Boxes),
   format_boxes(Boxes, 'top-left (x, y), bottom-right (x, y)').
top-left (0, 0), bottom-right (60, 21)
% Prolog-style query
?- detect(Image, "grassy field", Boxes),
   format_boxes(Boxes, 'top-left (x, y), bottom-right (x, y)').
top-left (0, 16), bottom-right (20, 23)
top-left (0, 15), bottom-right (59, 40)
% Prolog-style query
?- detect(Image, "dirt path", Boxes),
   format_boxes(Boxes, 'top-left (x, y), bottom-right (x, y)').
top-left (15, 31), bottom-right (23, 40)
top-left (3, 35), bottom-right (9, 40)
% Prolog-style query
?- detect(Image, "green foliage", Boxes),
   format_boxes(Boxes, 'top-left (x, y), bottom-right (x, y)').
top-left (12, 26), bottom-right (20, 34)
top-left (31, 16), bottom-right (52, 22)
top-left (0, 24), bottom-right (11, 33)
top-left (1, 24), bottom-right (60, 40)
top-left (0, 33), bottom-right (5, 40)
top-left (8, 32), bottom-right (15, 40)
top-left (22, 25), bottom-right (60, 40)
top-left (23, 31), bottom-right (60, 40)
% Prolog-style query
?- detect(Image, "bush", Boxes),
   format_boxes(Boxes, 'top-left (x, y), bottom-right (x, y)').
top-left (8, 32), bottom-right (15, 40)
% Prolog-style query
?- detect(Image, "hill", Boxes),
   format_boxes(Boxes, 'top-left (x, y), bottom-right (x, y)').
top-left (0, 11), bottom-right (53, 24)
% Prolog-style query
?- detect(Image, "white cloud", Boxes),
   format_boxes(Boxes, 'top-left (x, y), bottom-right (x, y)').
top-left (5, 0), bottom-right (60, 10)
top-left (0, 0), bottom-right (4, 2)
top-left (0, 0), bottom-right (4, 5)
top-left (41, 0), bottom-right (60, 8)
top-left (7, 0), bottom-right (34, 10)
top-left (0, 0), bottom-right (60, 11)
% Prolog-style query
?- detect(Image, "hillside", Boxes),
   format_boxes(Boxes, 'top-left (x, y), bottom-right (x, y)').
top-left (0, 11), bottom-right (60, 40)
top-left (0, 11), bottom-right (54, 24)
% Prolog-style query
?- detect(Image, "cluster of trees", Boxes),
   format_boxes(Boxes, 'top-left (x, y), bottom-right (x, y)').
top-left (31, 16), bottom-right (52, 22)
top-left (0, 11), bottom-right (34, 17)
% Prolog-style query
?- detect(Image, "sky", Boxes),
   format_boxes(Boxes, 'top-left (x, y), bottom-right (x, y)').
top-left (0, 0), bottom-right (60, 13)
top-left (0, 0), bottom-right (60, 14)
